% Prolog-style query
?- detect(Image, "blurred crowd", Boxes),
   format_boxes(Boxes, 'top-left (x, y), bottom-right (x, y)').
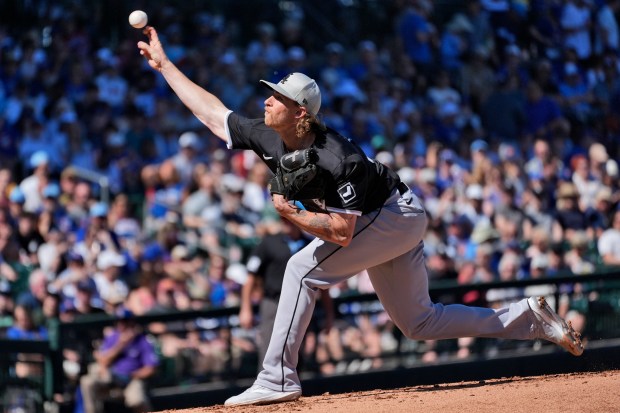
top-left (1, 0), bottom-right (620, 397)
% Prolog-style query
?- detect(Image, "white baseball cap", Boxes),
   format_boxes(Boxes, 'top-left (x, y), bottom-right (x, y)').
top-left (179, 131), bottom-right (201, 149)
top-left (260, 72), bottom-right (321, 116)
top-left (97, 250), bottom-right (126, 270)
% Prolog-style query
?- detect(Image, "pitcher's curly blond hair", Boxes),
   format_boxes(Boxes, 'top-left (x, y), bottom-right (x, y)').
top-left (296, 112), bottom-right (326, 138)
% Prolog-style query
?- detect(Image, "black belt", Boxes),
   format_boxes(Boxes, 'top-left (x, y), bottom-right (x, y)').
top-left (397, 181), bottom-right (409, 196)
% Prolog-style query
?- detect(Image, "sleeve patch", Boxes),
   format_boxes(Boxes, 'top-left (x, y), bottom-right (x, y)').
top-left (337, 182), bottom-right (356, 204)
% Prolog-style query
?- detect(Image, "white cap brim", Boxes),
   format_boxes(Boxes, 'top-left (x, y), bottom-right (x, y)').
top-left (260, 79), bottom-right (298, 105)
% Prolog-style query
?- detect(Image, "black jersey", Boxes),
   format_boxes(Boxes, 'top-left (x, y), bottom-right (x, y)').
top-left (227, 112), bottom-right (400, 215)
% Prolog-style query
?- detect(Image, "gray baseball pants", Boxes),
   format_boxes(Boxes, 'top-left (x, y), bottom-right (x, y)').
top-left (256, 188), bottom-right (538, 392)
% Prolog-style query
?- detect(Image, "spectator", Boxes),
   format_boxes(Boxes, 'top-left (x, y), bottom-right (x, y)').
top-left (558, 62), bottom-right (594, 124)
top-left (560, 0), bottom-right (593, 62)
top-left (552, 181), bottom-right (588, 242)
top-left (242, 161), bottom-right (270, 215)
top-left (245, 23), bottom-right (286, 69)
top-left (75, 202), bottom-right (121, 268)
top-left (523, 81), bottom-right (568, 140)
top-left (586, 186), bottom-right (614, 237)
top-left (14, 211), bottom-right (45, 267)
top-left (170, 131), bottom-right (205, 186)
top-left (93, 250), bottom-right (128, 313)
top-left (564, 230), bottom-right (596, 274)
top-left (596, 0), bottom-right (620, 55)
top-left (6, 304), bottom-right (48, 378)
top-left (396, 0), bottom-right (436, 76)
top-left (94, 60), bottom-right (128, 113)
top-left (439, 14), bottom-right (474, 75)
top-left (50, 251), bottom-right (96, 310)
top-left (597, 209), bottom-right (620, 266)
top-left (20, 150), bottom-right (51, 213)
top-left (0, 167), bottom-right (16, 210)
top-left (459, 46), bottom-right (496, 111)
top-left (79, 308), bottom-right (158, 413)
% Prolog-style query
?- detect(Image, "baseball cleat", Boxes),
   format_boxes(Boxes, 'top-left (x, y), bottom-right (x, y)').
top-left (224, 384), bottom-right (301, 406)
top-left (528, 296), bottom-right (584, 356)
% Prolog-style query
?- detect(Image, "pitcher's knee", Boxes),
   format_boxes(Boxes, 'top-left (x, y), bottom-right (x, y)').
top-left (401, 324), bottom-right (435, 341)
top-left (399, 307), bottom-right (437, 340)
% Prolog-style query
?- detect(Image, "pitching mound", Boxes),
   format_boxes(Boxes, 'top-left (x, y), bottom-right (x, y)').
top-left (156, 370), bottom-right (619, 413)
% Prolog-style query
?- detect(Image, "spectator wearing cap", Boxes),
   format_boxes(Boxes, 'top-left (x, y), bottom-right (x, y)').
top-left (564, 230), bottom-right (596, 274)
top-left (80, 307), bottom-right (159, 413)
top-left (40, 182), bottom-right (72, 233)
top-left (170, 131), bottom-right (204, 185)
top-left (433, 100), bottom-right (464, 146)
top-left (93, 249), bottom-right (128, 313)
top-left (524, 254), bottom-right (557, 310)
top-left (597, 209), bottom-right (620, 266)
top-left (220, 173), bottom-right (261, 241)
top-left (68, 279), bottom-right (106, 318)
top-left (587, 142), bottom-right (610, 182)
top-left (552, 181), bottom-right (589, 241)
top-left (49, 251), bottom-right (97, 312)
top-left (468, 139), bottom-right (491, 178)
top-left (75, 202), bottom-right (121, 269)
top-left (19, 150), bottom-right (51, 213)
top-left (586, 186), bottom-right (615, 237)
top-left (461, 183), bottom-right (489, 228)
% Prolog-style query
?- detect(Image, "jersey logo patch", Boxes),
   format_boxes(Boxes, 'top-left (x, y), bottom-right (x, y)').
top-left (337, 182), bottom-right (356, 204)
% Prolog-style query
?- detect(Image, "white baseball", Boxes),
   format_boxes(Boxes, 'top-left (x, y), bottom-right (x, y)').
top-left (128, 10), bottom-right (148, 29)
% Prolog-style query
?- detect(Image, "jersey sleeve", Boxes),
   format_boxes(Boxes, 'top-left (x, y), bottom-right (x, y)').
top-left (329, 154), bottom-right (370, 215)
top-left (226, 113), bottom-right (282, 172)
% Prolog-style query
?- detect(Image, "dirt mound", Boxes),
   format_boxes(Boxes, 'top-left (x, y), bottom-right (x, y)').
top-left (156, 370), bottom-right (619, 413)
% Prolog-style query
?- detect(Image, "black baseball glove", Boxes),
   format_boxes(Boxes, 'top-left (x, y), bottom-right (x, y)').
top-left (268, 148), bottom-right (324, 200)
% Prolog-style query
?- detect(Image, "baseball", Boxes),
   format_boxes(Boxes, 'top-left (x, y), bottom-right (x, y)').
top-left (128, 10), bottom-right (148, 29)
